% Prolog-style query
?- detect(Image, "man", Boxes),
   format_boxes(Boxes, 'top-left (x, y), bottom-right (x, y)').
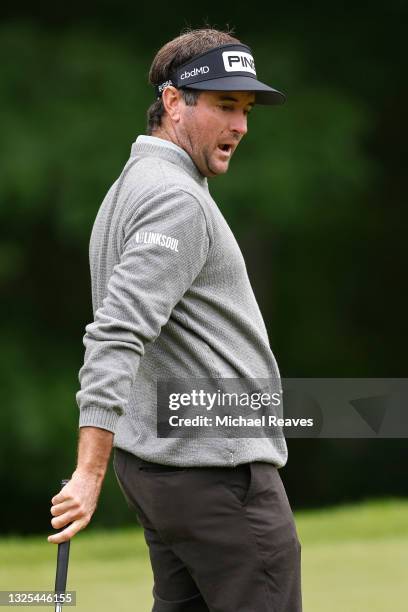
top-left (49, 28), bottom-right (302, 612)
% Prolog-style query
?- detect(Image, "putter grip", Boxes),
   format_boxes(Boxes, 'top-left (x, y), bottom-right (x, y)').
top-left (54, 479), bottom-right (71, 593)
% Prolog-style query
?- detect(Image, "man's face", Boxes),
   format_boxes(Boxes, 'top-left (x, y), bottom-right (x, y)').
top-left (176, 90), bottom-right (255, 178)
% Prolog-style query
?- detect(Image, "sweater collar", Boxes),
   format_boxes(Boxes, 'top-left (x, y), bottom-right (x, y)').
top-left (130, 135), bottom-right (208, 190)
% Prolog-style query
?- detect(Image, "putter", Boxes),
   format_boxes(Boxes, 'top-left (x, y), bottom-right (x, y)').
top-left (54, 479), bottom-right (71, 612)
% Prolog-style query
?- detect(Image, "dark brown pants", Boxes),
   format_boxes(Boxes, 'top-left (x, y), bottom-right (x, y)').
top-left (113, 448), bottom-right (302, 612)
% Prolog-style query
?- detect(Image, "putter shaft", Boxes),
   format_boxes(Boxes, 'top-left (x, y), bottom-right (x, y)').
top-left (54, 479), bottom-right (71, 612)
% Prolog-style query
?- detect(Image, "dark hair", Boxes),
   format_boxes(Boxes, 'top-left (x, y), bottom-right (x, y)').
top-left (146, 27), bottom-right (241, 135)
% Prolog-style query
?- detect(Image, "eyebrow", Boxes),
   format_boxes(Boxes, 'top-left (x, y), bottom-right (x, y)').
top-left (218, 95), bottom-right (255, 107)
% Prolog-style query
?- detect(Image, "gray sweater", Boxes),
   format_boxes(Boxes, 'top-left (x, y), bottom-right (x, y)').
top-left (77, 135), bottom-right (288, 468)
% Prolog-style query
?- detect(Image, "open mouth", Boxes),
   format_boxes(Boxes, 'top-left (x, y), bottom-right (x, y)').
top-left (218, 144), bottom-right (232, 154)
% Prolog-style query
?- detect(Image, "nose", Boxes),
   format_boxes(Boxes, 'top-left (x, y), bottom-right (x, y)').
top-left (230, 111), bottom-right (248, 136)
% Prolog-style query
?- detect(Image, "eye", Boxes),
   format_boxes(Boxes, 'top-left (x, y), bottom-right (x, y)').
top-left (219, 105), bottom-right (233, 112)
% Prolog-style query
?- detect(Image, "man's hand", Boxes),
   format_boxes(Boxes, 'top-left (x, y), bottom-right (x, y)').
top-left (48, 426), bottom-right (114, 544)
top-left (48, 469), bottom-right (102, 544)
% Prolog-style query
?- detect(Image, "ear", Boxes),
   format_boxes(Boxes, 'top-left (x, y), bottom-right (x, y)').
top-left (161, 86), bottom-right (182, 123)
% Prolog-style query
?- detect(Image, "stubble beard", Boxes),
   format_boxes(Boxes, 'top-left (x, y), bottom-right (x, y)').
top-left (179, 123), bottom-right (229, 178)
top-left (203, 144), bottom-right (230, 178)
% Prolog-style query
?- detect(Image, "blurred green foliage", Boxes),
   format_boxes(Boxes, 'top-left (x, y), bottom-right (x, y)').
top-left (0, 5), bottom-right (407, 533)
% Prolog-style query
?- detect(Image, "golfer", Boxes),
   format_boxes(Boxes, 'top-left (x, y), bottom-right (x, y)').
top-left (49, 28), bottom-right (302, 611)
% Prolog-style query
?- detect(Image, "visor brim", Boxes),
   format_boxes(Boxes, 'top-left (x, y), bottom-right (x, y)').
top-left (182, 76), bottom-right (286, 106)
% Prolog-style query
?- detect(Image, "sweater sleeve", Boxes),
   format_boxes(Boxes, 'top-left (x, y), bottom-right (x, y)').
top-left (76, 188), bottom-right (210, 433)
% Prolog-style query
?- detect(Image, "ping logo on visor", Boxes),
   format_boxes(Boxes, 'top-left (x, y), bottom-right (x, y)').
top-left (222, 51), bottom-right (256, 75)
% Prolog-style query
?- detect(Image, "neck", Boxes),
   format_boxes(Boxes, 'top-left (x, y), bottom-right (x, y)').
top-left (149, 125), bottom-right (208, 180)
top-left (151, 125), bottom-right (180, 148)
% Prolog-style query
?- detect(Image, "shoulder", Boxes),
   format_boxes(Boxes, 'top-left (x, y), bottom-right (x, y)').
top-left (125, 156), bottom-right (199, 195)
top-left (122, 159), bottom-right (212, 237)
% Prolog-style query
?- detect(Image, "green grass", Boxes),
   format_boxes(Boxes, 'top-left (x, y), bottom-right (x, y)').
top-left (1, 498), bottom-right (407, 611)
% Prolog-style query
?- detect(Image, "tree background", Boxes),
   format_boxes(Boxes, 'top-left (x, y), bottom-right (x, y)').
top-left (0, 1), bottom-right (407, 534)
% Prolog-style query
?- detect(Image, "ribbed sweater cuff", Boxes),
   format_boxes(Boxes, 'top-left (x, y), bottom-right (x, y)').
top-left (79, 406), bottom-right (120, 433)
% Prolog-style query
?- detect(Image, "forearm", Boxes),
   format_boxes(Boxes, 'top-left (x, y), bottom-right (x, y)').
top-left (75, 426), bottom-right (114, 481)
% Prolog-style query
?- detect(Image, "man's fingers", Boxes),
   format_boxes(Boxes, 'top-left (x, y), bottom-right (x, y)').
top-left (47, 519), bottom-right (86, 544)
top-left (51, 488), bottom-right (69, 505)
top-left (50, 500), bottom-right (76, 517)
top-left (51, 507), bottom-right (87, 529)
